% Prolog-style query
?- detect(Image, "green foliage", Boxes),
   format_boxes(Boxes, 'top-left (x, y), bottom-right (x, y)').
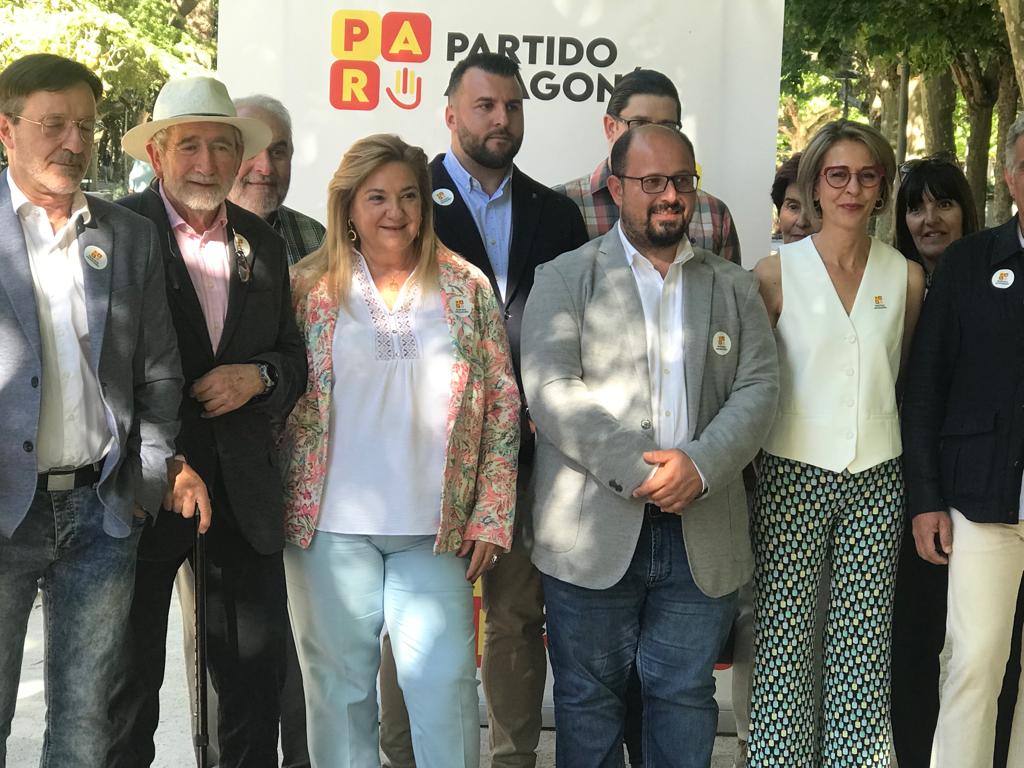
top-left (0, 0), bottom-right (216, 187)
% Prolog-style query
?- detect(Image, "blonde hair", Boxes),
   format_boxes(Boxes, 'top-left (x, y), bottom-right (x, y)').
top-left (797, 119), bottom-right (897, 221)
top-left (294, 133), bottom-right (439, 306)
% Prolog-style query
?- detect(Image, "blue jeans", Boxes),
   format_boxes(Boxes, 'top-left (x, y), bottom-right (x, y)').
top-left (543, 513), bottom-right (737, 768)
top-left (284, 534), bottom-right (479, 768)
top-left (0, 486), bottom-right (142, 767)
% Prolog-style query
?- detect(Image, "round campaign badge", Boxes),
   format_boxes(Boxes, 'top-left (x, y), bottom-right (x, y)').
top-left (448, 295), bottom-right (472, 317)
top-left (82, 245), bottom-right (108, 270)
top-left (992, 269), bottom-right (1015, 289)
top-left (712, 331), bottom-right (732, 356)
top-left (432, 189), bottom-right (455, 206)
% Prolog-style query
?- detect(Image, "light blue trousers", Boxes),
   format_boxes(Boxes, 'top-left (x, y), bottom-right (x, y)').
top-left (284, 534), bottom-right (480, 768)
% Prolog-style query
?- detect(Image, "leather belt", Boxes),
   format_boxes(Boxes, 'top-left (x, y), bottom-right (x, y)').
top-left (37, 462), bottom-right (102, 492)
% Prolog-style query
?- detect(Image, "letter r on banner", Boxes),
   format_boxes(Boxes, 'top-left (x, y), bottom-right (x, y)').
top-left (331, 10), bottom-right (381, 60)
top-left (329, 61), bottom-right (380, 110)
top-left (381, 12), bottom-right (431, 62)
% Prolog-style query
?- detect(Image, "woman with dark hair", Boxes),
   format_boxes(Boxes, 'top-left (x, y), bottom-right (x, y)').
top-left (770, 152), bottom-right (815, 244)
top-left (890, 155), bottom-right (1024, 768)
top-left (895, 155), bottom-right (979, 276)
top-left (749, 120), bottom-right (926, 767)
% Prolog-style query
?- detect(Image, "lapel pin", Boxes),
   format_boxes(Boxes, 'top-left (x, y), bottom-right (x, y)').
top-left (448, 295), bottom-right (472, 317)
top-left (432, 189), bottom-right (455, 206)
top-left (992, 269), bottom-right (1015, 289)
top-left (711, 331), bottom-right (732, 356)
top-left (233, 233), bottom-right (252, 283)
top-left (82, 245), bottom-right (108, 270)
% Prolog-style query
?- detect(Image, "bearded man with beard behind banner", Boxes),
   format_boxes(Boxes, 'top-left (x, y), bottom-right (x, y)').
top-left (520, 124), bottom-right (778, 768)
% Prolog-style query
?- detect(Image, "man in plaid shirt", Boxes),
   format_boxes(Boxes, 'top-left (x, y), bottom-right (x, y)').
top-left (229, 94), bottom-right (325, 266)
top-left (554, 69), bottom-right (741, 266)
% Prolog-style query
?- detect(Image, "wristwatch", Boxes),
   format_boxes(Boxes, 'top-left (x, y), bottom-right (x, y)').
top-left (255, 362), bottom-right (277, 394)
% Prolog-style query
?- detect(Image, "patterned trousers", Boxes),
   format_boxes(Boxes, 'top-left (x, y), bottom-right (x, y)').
top-left (748, 453), bottom-right (903, 768)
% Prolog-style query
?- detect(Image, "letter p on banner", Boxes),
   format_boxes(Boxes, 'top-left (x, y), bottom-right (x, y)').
top-left (381, 12), bottom-right (430, 62)
top-left (331, 10), bottom-right (382, 60)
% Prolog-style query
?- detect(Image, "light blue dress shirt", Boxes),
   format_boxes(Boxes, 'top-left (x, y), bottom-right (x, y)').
top-left (441, 150), bottom-right (513, 300)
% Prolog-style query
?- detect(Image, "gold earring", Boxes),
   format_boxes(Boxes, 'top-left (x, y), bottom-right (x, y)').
top-left (347, 219), bottom-right (358, 242)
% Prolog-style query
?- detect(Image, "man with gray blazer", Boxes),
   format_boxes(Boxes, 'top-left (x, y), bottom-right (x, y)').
top-left (0, 54), bottom-right (183, 766)
top-left (521, 125), bottom-right (778, 768)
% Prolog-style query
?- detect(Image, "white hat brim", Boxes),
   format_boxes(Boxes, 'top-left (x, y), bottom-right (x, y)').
top-left (122, 115), bottom-right (272, 163)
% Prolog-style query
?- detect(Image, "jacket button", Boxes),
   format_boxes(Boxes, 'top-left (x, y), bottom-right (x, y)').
top-left (30, 376), bottom-right (39, 388)
top-left (504, 309), bottom-right (511, 321)
top-left (23, 440), bottom-right (33, 453)
top-left (641, 419), bottom-right (652, 430)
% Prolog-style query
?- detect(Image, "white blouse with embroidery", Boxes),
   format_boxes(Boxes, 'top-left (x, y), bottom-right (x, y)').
top-left (315, 254), bottom-right (455, 535)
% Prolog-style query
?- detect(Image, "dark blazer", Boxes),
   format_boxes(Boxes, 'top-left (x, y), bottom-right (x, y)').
top-left (119, 185), bottom-right (306, 558)
top-left (0, 172), bottom-right (182, 540)
top-left (903, 217), bottom-right (1024, 524)
top-left (430, 154), bottom-right (588, 457)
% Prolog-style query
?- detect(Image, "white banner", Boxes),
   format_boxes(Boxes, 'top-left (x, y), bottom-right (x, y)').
top-left (217, 0), bottom-right (784, 266)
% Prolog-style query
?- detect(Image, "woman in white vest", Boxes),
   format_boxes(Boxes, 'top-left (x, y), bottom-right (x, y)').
top-left (746, 120), bottom-right (926, 768)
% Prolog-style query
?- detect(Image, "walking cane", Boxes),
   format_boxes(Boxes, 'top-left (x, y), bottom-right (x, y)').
top-left (193, 514), bottom-right (209, 767)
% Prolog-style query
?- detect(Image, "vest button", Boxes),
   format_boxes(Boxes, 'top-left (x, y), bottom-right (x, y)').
top-left (23, 440), bottom-right (33, 452)
top-left (641, 419), bottom-right (652, 430)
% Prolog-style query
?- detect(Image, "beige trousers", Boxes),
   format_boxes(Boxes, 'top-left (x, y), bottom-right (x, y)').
top-left (933, 509), bottom-right (1024, 768)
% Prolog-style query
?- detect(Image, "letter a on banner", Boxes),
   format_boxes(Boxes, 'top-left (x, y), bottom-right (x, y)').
top-left (382, 12), bottom-right (431, 62)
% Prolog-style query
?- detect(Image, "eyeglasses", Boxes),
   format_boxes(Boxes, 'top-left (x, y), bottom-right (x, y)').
top-left (821, 165), bottom-right (885, 189)
top-left (618, 173), bottom-right (700, 194)
top-left (11, 114), bottom-right (102, 142)
top-left (898, 151), bottom-right (960, 181)
top-left (612, 115), bottom-right (682, 131)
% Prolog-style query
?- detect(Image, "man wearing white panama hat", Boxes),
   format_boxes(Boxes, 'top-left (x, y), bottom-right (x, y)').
top-left (106, 75), bottom-right (306, 768)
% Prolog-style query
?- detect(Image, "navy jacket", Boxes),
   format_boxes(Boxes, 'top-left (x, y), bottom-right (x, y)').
top-left (903, 217), bottom-right (1024, 523)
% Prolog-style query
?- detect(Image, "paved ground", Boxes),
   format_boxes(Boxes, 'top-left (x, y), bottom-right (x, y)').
top-left (10, 589), bottom-right (864, 767)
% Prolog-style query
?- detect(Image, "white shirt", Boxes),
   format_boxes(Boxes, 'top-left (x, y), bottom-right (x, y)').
top-left (619, 223), bottom-right (693, 454)
top-left (316, 255), bottom-right (455, 535)
top-left (7, 173), bottom-right (111, 471)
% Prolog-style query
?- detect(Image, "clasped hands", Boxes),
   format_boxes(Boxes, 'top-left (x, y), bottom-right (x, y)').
top-left (631, 449), bottom-right (704, 514)
top-left (191, 363), bottom-right (265, 418)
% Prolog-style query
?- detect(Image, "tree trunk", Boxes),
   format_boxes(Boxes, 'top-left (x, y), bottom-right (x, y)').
top-left (870, 59), bottom-right (900, 243)
top-left (896, 55), bottom-right (911, 165)
top-left (993, 56), bottom-right (1020, 224)
top-left (923, 69), bottom-right (957, 156)
top-left (953, 53), bottom-right (1001, 225)
top-left (964, 101), bottom-right (995, 223)
top-left (999, 0), bottom-right (1024, 97)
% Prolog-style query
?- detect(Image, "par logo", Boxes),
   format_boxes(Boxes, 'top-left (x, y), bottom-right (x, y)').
top-left (330, 10), bottom-right (431, 111)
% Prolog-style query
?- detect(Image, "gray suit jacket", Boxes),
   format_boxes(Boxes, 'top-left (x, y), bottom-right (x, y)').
top-left (0, 171), bottom-right (183, 539)
top-left (521, 228), bottom-right (778, 596)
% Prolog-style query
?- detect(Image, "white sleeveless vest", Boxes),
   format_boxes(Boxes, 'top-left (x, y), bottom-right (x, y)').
top-left (763, 236), bottom-right (907, 473)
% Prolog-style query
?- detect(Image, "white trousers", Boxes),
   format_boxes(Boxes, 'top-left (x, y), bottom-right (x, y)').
top-left (933, 509), bottom-right (1024, 768)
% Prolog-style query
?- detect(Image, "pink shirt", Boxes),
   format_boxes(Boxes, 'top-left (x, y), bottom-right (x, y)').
top-left (159, 183), bottom-right (231, 351)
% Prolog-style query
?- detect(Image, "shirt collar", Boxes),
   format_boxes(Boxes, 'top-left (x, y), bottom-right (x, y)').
top-left (158, 180), bottom-right (227, 235)
top-left (618, 221), bottom-right (694, 270)
top-left (443, 150), bottom-right (513, 199)
top-left (592, 158), bottom-right (612, 195)
top-left (6, 170), bottom-right (91, 229)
